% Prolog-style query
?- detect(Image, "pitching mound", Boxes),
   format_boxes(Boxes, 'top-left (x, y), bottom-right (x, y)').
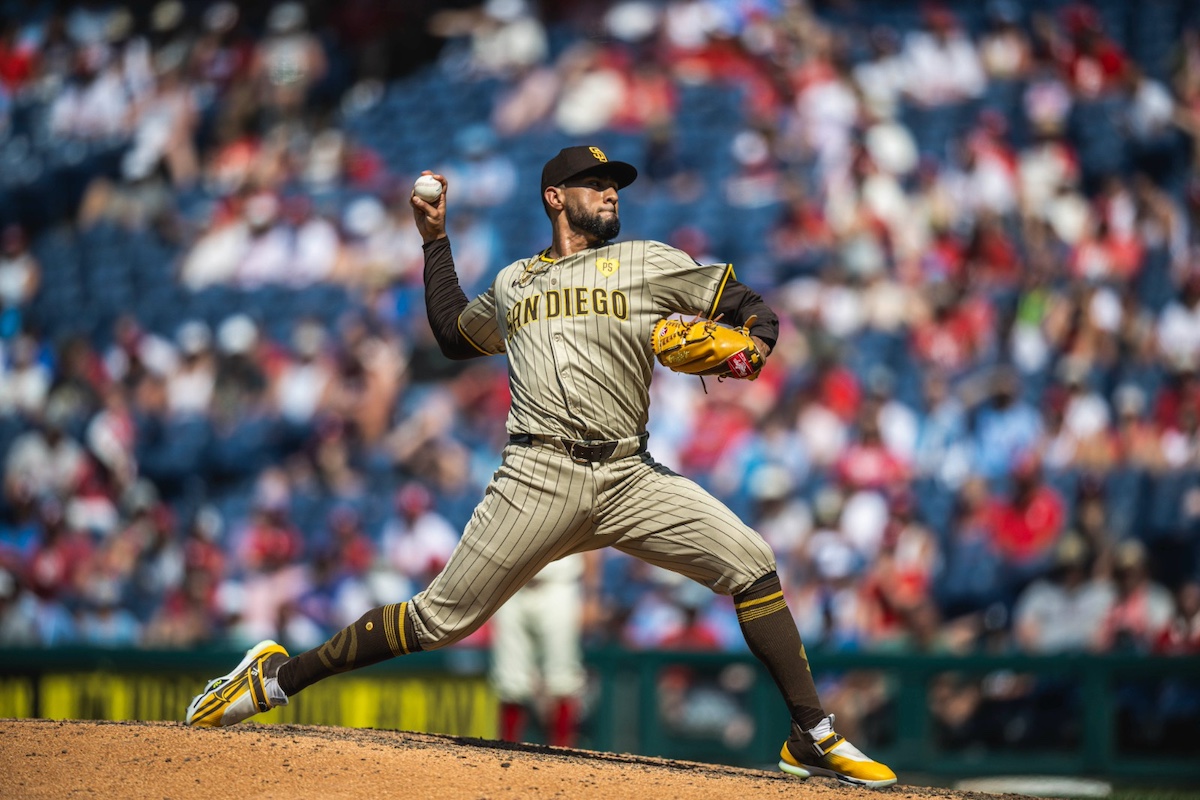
top-left (1, 719), bottom-right (1010, 799)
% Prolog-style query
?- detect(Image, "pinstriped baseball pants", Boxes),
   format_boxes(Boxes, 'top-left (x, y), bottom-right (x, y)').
top-left (406, 440), bottom-right (778, 649)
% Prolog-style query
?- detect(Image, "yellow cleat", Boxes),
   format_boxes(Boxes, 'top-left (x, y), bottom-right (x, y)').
top-left (185, 640), bottom-right (290, 728)
top-left (778, 715), bottom-right (897, 789)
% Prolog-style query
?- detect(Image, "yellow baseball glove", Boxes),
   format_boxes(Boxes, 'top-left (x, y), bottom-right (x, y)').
top-left (650, 315), bottom-right (764, 380)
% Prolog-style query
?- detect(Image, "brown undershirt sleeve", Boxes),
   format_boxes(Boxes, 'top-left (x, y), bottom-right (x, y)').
top-left (713, 278), bottom-right (779, 351)
top-left (423, 237), bottom-right (486, 360)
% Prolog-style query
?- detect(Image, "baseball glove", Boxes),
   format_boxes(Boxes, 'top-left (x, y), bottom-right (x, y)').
top-left (651, 314), bottom-right (764, 380)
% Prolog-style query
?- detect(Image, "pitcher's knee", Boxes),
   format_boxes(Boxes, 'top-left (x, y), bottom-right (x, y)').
top-left (407, 597), bottom-right (489, 651)
top-left (728, 550), bottom-right (779, 596)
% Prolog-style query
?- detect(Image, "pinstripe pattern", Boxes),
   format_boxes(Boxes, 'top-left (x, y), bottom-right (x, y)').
top-left (596, 454), bottom-right (776, 595)
top-left (456, 240), bottom-right (733, 440)
top-left (407, 239), bottom-right (775, 648)
top-left (410, 443), bottom-right (596, 647)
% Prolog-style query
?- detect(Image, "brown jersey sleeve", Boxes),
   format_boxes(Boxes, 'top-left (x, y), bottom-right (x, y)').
top-left (713, 277), bottom-right (780, 351)
top-left (423, 237), bottom-right (492, 360)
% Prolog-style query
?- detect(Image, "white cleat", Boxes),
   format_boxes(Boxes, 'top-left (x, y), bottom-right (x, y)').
top-left (185, 640), bottom-right (290, 728)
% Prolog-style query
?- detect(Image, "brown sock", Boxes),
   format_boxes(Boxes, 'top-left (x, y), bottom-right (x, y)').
top-left (276, 602), bottom-right (423, 696)
top-left (734, 572), bottom-right (826, 732)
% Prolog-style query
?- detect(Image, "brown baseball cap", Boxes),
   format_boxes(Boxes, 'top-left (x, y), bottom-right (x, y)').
top-left (540, 145), bottom-right (637, 192)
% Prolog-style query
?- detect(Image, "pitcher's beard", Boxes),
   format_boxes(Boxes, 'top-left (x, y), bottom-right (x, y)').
top-left (566, 199), bottom-right (620, 241)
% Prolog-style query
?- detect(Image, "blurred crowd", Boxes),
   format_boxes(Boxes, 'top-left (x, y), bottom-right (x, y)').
top-left (2, 0), bottom-right (1200, 750)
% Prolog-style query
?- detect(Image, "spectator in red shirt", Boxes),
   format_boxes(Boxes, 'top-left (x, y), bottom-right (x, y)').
top-left (835, 415), bottom-right (910, 493)
top-left (911, 283), bottom-right (984, 375)
top-left (859, 491), bottom-right (938, 646)
top-left (182, 507), bottom-right (226, 584)
top-left (0, 18), bottom-right (35, 91)
top-left (679, 398), bottom-right (756, 475)
top-left (238, 499), bottom-right (304, 575)
top-left (966, 212), bottom-right (1023, 289)
top-left (769, 188), bottom-right (834, 274)
top-left (28, 499), bottom-right (93, 604)
top-left (1156, 580), bottom-right (1200, 654)
top-left (987, 456), bottom-right (1067, 589)
top-left (1068, 215), bottom-right (1144, 284)
top-left (659, 581), bottom-right (725, 652)
top-left (610, 60), bottom-right (677, 132)
top-left (815, 354), bottom-right (862, 424)
top-left (1153, 366), bottom-right (1200, 433)
top-left (1059, 4), bottom-right (1128, 97)
top-left (326, 504), bottom-right (374, 578)
top-left (143, 565), bottom-right (222, 648)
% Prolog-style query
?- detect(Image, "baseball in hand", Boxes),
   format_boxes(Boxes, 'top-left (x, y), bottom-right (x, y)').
top-left (413, 174), bottom-right (442, 202)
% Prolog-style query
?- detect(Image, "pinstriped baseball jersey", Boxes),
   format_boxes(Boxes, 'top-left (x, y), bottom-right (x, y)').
top-left (405, 238), bottom-right (776, 650)
top-left (456, 240), bottom-right (732, 440)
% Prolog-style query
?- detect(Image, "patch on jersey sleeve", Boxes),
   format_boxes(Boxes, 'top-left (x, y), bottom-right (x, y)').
top-left (596, 257), bottom-right (619, 277)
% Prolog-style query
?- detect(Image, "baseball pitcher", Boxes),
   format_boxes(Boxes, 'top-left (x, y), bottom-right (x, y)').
top-left (185, 145), bottom-right (896, 788)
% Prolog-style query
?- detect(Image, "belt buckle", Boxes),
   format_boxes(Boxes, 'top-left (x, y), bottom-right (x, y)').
top-left (564, 439), bottom-right (592, 464)
top-left (563, 438), bottom-right (606, 464)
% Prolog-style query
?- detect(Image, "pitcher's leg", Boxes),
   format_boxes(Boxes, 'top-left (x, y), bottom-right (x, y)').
top-left (276, 601), bottom-right (423, 695)
top-left (597, 456), bottom-right (895, 786)
top-left (599, 457), bottom-right (777, 594)
top-left (278, 444), bottom-right (594, 696)
top-left (409, 445), bottom-right (595, 648)
top-left (600, 462), bottom-right (824, 723)
top-left (733, 571), bottom-right (825, 729)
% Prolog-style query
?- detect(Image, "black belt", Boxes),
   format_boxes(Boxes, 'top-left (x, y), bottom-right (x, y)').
top-left (509, 432), bottom-right (648, 464)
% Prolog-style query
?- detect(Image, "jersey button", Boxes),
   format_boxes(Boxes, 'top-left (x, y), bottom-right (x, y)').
top-left (554, 334), bottom-right (562, 342)
top-left (550, 278), bottom-right (557, 285)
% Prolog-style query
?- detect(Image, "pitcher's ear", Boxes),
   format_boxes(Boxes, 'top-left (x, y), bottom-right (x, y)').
top-left (544, 185), bottom-right (565, 211)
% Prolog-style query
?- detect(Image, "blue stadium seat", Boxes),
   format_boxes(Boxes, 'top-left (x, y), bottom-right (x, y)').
top-left (0, 415), bottom-right (26, 463)
top-left (135, 283), bottom-right (185, 330)
top-left (1143, 469), bottom-right (1195, 540)
top-left (206, 415), bottom-right (280, 480)
top-left (1069, 97), bottom-right (1128, 186)
top-left (1104, 466), bottom-right (1147, 540)
top-left (1128, 0), bottom-right (1184, 80)
top-left (293, 283), bottom-right (350, 321)
top-left (189, 285), bottom-right (242, 327)
top-left (913, 476), bottom-right (958, 543)
top-left (1135, 246), bottom-right (1174, 313)
top-left (137, 416), bottom-right (213, 491)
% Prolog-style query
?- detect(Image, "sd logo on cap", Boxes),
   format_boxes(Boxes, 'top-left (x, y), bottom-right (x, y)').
top-left (540, 146), bottom-right (638, 192)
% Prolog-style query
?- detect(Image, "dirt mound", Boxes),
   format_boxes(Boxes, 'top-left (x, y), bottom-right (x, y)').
top-left (1, 719), bottom-right (1008, 799)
